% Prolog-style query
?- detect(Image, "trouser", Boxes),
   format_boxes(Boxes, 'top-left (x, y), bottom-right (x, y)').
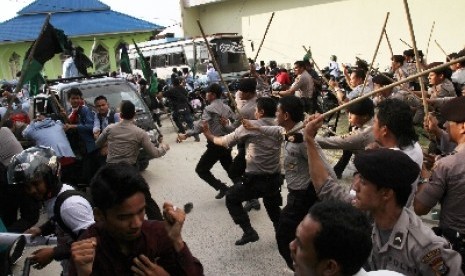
top-left (229, 143), bottom-right (246, 185)
top-left (276, 186), bottom-right (318, 270)
top-left (195, 142), bottom-right (233, 191)
top-left (226, 173), bottom-right (282, 232)
top-left (333, 150), bottom-right (353, 178)
top-left (434, 227), bottom-right (465, 273)
top-left (300, 97), bottom-right (313, 114)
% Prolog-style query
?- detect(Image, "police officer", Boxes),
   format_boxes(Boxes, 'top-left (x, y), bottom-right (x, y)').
top-left (203, 97), bottom-right (282, 246)
top-left (316, 97), bottom-right (375, 178)
top-left (304, 115), bottom-right (463, 275)
top-left (415, 96), bottom-right (465, 272)
top-left (243, 95), bottom-right (335, 269)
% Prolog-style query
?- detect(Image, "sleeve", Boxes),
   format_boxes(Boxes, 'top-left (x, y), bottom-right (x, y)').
top-left (95, 127), bottom-right (109, 147)
top-left (220, 126), bottom-right (248, 148)
top-left (317, 177), bottom-right (353, 203)
top-left (415, 161), bottom-right (447, 209)
top-left (258, 125), bottom-right (283, 137)
top-left (140, 131), bottom-right (167, 158)
top-left (417, 240), bottom-right (463, 276)
top-left (316, 130), bottom-right (372, 151)
top-left (76, 108), bottom-right (95, 133)
top-left (92, 112), bottom-right (100, 133)
top-left (22, 124), bottom-right (33, 139)
top-left (438, 130), bottom-right (457, 154)
top-left (60, 197), bottom-right (95, 235)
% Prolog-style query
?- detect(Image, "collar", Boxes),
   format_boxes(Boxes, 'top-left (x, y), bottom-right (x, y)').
top-left (374, 208), bottom-right (409, 253)
top-left (455, 143), bottom-right (465, 152)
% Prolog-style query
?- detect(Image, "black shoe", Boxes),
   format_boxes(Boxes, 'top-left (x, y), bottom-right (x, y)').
top-left (235, 229), bottom-right (259, 246)
top-left (215, 187), bottom-right (229, 199)
top-left (244, 199), bottom-right (261, 212)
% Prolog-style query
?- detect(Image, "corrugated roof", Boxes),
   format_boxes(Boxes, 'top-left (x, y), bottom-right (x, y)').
top-left (18, 0), bottom-right (110, 14)
top-left (0, 0), bottom-right (163, 43)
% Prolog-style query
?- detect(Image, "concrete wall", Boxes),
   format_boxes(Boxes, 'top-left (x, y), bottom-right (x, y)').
top-left (0, 32), bottom-right (152, 80)
top-left (182, 0), bottom-right (465, 70)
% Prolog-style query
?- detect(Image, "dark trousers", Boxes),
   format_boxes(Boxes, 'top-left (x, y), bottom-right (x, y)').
top-left (195, 143), bottom-right (233, 191)
top-left (226, 173), bottom-right (282, 232)
top-left (229, 144), bottom-right (246, 185)
top-left (333, 150), bottom-right (353, 178)
top-left (276, 186), bottom-right (318, 270)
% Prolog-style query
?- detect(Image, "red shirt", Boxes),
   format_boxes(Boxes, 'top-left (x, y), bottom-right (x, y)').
top-left (69, 221), bottom-right (204, 275)
top-left (276, 72), bottom-right (291, 85)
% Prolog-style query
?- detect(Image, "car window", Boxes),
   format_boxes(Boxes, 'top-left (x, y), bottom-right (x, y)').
top-left (62, 82), bottom-right (148, 113)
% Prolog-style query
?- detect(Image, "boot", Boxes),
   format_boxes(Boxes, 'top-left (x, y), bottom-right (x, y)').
top-left (215, 184), bottom-right (229, 199)
top-left (235, 228), bottom-right (259, 246)
top-left (244, 199), bottom-right (261, 212)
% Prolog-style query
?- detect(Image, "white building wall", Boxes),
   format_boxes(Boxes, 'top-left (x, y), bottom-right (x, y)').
top-left (181, 0), bottom-right (464, 69)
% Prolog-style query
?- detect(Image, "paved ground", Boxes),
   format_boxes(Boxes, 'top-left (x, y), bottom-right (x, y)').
top-left (11, 113), bottom-right (437, 275)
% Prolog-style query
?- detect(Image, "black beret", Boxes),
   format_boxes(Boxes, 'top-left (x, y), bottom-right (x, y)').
top-left (354, 148), bottom-right (420, 190)
top-left (372, 74), bottom-right (393, 86)
top-left (346, 98), bottom-right (374, 117)
top-left (441, 96), bottom-right (465, 122)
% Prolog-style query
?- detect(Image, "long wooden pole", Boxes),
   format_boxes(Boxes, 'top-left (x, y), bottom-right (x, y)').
top-left (434, 40), bottom-right (449, 59)
top-left (0, 14), bottom-right (51, 127)
top-left (286, 55), bottom-right (465, 135)
top-left (403, 0), bottom-right (428, 116)
top-left (384, 30), bottom-right (394, 57)
top-left (373, 68), bottom-right (422, 101)
top-left (254, 12), bottom-right (275, 62)
top-left (360, 12), bottom-right (390, 95)
top-left (196, 20), bottom-right (236, 111)
top-left (425, 21), bottom-right (435, 59)
top-left (399, 38), bottom-right (412, 48)
top-left (302, 46), bottom-right (330, 86)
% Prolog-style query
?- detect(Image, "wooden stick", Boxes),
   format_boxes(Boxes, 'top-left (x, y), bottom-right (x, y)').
top-left (384, 30), bottom-right (394, 57)
top-left (434, 40), bottom-right (449, 59)
top-left (373, 68), bottom-right (422, 101)
top-left (0, 14), bottom-right (51, 127)
top-left (254, 12), bottom-right (275, 62)
top-left (286, 55), bottom-right (465, 135)
top-left (302, 46), bottom-right (330, 86)
top-left (196, 20), bottom-right (236, 111)
top-left (399, 38), bottom-right (412, 48)
top-left (425, 21), bottom-right (435, 59)
top-left (403, 0), bottom-right (428, 116)
top-left (360, 12), bottom-right (390, 95)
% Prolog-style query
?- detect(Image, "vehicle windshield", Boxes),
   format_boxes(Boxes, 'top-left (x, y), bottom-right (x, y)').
top-left (63, 82), bottom-right (148, 113)
top-left (214, 38), bottom-right (249, 73)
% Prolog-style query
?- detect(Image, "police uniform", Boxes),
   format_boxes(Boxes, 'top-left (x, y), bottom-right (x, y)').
top-left (259, 122), bottom-right (335, 269)
top-left (367, 208), bottom-right (463, 276)
top-left (218, 117), bottom-right (283, 242)
top-left (416, 95), bottom-right (465, 271)
top-left (313, 148), bottom-right (463, 276)
top-left (316, 119), bottom-right (374, 152)
top-left (291, 70), bottom-right (314, 113)
top-left (347, 83), bottom-right (373, 101)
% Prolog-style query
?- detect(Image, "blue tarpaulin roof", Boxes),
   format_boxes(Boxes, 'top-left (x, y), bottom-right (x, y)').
top-left (0, 0), bottom-right (163, 43)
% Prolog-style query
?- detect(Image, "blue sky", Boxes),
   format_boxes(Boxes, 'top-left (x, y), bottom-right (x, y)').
top-left (1, 0), bottom-right (182, 34)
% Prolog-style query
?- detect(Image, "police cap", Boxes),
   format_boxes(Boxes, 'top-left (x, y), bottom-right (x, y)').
top-left (441, 96), bottom-right (465, 123)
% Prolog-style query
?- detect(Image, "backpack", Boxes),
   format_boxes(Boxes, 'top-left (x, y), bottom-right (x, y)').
top-left (53, 190), bottom-right (92, 240)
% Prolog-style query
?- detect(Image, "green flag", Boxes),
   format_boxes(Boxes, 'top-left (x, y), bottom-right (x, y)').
top-left (132, 39), bottom-right (158, 94)
top-left (22, 22), bottom-right (71, 85)
top-left (120, 44), bottom-right (132, 74)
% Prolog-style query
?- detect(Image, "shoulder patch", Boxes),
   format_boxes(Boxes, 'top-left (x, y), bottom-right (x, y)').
top-left (422, 249), bottom-right (449, 275)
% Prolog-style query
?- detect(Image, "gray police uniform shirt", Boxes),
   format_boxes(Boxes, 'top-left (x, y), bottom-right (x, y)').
top-left (416, 144), bottom-right (465, 233)
top-left (258, 122), bottom-right (336, 190)
top-left (347, 83), bottom-right (373, 100)
top-left (316, 120), bottom-right (374, 153)
top-left (291, 70), bottom-right (314, 98)
top-left (316, 177), bottom-right (463, 276)
top-left (219, 117), bottom-right (281, 174)
top-left (225, 93), bottom-right (257, 132)
top-left (189, 98), bottom-right (237, 137)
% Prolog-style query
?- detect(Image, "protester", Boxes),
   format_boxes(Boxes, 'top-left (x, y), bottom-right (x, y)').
top-left (7, 147), bottom-right (94, 274)
top-left (69, 163), bottom-right (203, 275)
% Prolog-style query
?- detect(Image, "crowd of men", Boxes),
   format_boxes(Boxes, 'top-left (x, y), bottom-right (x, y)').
top-left (1, 44), bottom-right (465, 276)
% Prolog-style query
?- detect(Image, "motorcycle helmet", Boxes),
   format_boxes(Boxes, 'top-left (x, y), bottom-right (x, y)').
top-left (7, 146), bottom-right (61, 197)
